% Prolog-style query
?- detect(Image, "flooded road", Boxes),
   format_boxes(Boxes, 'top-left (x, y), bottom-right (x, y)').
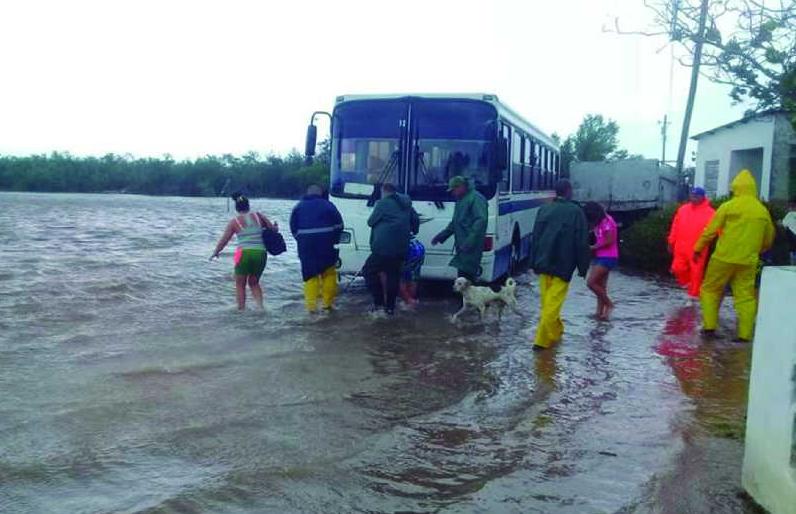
top-left (0, 193), bottom-right (761, 513)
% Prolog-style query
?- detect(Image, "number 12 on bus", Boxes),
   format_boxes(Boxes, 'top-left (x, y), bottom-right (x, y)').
top-left (305, 94), bottom-right (561, 282)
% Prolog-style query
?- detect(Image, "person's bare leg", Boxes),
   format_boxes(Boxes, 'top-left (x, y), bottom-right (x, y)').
top-left (248, 275), bottom-right (264, 309)
top-left (589, 266), bottom-right (611, 320)
top-left (399, 282), bottom-right (413, 304)
top-left (235, 275), bottom-right (248, 310)
top-left (407, 282), bottom-right (418, 305)
top-left (400, 282), bottom-right (418, 306)
top-left (587, 267), bottom-right (605, 318)
top-left (601, 271), bottom-right (614, 319)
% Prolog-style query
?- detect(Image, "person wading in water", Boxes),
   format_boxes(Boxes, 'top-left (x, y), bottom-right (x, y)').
top-left (431, 176), bottom-right (488, 283)
top-left (211, 193), bottom-right (278, 310)
top-left (290, 184), bottom-right (344, 314)
top-left (584, 201), bottom-right (619, 321)
top-left (529, 179), bottom-right (590, 350)
top-left (694, 170), bottom-right (775, 342)
top-left (667, 187), bottom-right (715, 301)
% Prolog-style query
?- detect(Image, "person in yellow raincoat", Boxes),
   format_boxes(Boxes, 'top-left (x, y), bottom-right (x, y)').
top-left (694, 170), bottom-right (775, 341)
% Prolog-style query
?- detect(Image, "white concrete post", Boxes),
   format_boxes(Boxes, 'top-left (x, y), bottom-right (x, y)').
top-left (742, 266), bottom-right (796, 514)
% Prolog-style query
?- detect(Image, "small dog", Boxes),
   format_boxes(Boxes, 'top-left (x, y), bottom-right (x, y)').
top-left (451, 277), bottom-right (521, 322)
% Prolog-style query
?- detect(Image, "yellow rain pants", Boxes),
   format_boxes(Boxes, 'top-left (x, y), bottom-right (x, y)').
top-left (534, 274), bottom-right (570, 348)
top-left (700, 258), bottom-right (757, 340)
top-left (304, 266), bottom-right (338, 312)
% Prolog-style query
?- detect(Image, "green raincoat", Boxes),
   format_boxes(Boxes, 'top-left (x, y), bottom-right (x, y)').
top-left (436, 188), bottom-right (488, 278)
top-left (530, 198), bottom-right (590, 282)
top-left (368, 193), bottom-right (419, 258)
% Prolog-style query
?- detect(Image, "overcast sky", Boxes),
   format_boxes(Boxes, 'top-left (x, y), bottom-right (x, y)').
top-left (0, 0), bottom-right (751, 162)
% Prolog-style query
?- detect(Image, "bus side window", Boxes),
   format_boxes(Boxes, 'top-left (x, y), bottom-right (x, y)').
top-left (545, 147), bottom-right (551, 188)
top-left (500, 123), bottom-right (511, 193)
top-left (512, 131), bottom-right (523, 192)
top-left (554, 153), bottom-right (560, 182)
top-left (539, 146), bottom-right (546, 189)
top-left (523, 136), bottom-right (532, 192)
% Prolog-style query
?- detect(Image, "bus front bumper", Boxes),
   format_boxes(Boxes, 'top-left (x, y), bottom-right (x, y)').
top-left (336, 246), bottom-right (498, 282)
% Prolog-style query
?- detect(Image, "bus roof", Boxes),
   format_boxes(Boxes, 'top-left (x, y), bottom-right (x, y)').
top-left (334, 93), bottom-right (559, 150)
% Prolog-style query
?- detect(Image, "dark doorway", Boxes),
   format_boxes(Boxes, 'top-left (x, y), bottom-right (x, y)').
top-left (729, 147), bottom-right (764, 195)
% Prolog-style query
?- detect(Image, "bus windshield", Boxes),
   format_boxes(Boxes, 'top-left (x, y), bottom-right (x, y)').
top-left (330, 100), bottom-right (406, 198)
top-left (410, 100), bottom-right (497, 201)
top-left (330, 98), bottom-right (498, 200)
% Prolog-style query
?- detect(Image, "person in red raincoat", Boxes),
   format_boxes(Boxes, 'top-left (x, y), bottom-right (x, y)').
top-left (667, 187), bottom-right (715, 298)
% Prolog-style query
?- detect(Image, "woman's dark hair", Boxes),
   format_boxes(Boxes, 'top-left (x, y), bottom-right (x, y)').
top-left (231, 192), bottom-right (250, 213)
top-left (584, 201), bottom-right (606, 225)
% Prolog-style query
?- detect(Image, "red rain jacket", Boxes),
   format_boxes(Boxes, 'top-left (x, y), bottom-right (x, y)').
top-left (668, 199), bottom-right (715, 259)
top-left (668, 199), bottom-right (716, 296)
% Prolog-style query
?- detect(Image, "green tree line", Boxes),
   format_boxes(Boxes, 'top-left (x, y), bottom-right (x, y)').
top-left (0, 148), bottom-right (331, 199)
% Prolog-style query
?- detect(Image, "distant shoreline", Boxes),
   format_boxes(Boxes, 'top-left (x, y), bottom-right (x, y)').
top-left (0, 152), bottom-right (330, 200)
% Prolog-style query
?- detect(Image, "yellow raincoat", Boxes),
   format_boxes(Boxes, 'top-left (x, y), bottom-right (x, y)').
top-left (694, 170), bottom-right (775, 340)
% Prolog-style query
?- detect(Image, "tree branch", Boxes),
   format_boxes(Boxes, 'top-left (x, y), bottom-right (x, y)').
top-left (606, 17), bottom-right (668, 37)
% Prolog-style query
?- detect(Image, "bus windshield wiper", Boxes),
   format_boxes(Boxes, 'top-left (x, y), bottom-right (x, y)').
top-left (367, 150), bottom-right (401, 207)
top-left (412, 145), bottom-right (445, 210)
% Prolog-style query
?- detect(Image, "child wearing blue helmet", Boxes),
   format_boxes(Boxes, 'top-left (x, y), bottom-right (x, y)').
top-left (399, 239), bottom-right (425, 307)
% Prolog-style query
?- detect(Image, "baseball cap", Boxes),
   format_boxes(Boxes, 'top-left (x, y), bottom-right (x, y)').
top-left (691, 186), bottom-right (706, 197)
top-left (447, 176), bottom-right (468, 191)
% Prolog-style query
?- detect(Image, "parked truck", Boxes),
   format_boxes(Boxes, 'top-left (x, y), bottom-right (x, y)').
top-left (570, 159), bottom-right (681, 225)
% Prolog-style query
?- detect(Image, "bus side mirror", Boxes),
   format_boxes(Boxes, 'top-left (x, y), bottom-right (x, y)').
top-left (495, 137), bottom-right (508, 170)
top-left (304, 124), bottom-right (318, 165)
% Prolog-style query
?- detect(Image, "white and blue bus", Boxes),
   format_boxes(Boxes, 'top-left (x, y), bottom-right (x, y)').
top-left (305, 93), bottom-right (561, 282)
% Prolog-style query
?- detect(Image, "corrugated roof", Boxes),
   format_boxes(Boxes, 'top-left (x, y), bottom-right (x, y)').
top-left (691, 109), bottom-right (786, 140)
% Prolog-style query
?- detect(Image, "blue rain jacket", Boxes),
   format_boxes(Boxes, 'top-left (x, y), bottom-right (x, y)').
top-left (290, 195), bottom-right (344, 281)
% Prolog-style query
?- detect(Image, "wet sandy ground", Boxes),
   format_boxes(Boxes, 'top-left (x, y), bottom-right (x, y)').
top-left (0, 193), bottom-right (764, 513)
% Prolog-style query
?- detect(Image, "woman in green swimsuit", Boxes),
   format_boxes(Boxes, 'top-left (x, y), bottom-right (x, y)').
top-left (211, 193), bottom-right (278, 310)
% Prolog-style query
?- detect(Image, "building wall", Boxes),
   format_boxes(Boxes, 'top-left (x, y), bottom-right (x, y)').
top-left (771, 115), bottom-right (796, 201)
top-left (694, 116), bottom-right (776, 199)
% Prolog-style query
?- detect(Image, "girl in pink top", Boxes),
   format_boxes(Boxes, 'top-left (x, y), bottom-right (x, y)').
top-left (585, 202), bottom-right (618, 320)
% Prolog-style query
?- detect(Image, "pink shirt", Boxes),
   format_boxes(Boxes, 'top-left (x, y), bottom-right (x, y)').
top-left (594, 214), bottom-right (619, 259)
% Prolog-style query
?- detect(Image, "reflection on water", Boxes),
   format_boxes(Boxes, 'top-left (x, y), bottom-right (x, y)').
top-left (0, 192), bottom-right (762, 513)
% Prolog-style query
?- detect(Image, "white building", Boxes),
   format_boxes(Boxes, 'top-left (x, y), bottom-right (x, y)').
top-left (693, 110), bottom-right (795, 201)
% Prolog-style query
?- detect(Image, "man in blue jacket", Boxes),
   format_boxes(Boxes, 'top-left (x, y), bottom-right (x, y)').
top-left (290, 185), bottom-right (344, 313)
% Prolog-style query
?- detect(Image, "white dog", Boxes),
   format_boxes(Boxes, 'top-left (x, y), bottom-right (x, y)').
top-left (451, 277), bottom-right (521, 322)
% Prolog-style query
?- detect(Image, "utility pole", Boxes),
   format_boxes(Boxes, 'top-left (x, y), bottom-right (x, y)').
top-left (659, 114), bottom-right (670, 163)
top-left (675, 0), bottom-right (710, 175)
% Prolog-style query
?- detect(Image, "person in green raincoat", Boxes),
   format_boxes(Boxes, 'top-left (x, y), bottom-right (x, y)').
top-left (431, 176), bottom-right (488, 281)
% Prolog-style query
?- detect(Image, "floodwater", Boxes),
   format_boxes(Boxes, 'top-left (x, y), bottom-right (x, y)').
top-left (0, 192), bottom-right (763, 513)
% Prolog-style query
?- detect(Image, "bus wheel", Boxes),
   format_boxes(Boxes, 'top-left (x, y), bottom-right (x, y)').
top-left (510, 229), bottom-right (523, 276)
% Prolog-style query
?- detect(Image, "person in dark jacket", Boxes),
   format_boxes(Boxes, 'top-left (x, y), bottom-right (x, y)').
top-left (290, 185), bottom-right (344, 313)
top-left (530, 179), bottom-right (590, 350)
top-left (364, 183), bottom-right (419, 316)
top-left (431, 176), bottom-right (488, 281)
